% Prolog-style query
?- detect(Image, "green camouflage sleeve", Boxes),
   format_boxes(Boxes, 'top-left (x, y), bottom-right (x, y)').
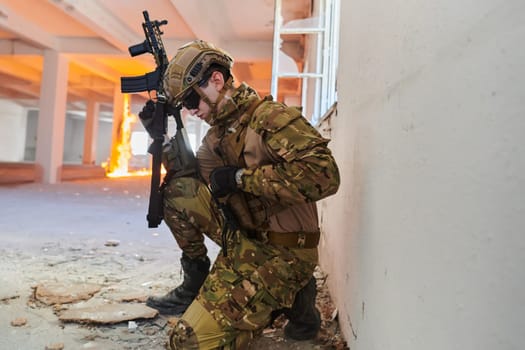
top-left (241, 102), bottom-right (340, 205)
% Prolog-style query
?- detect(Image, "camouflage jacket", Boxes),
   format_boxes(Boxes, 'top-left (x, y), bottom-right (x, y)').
top-left (196, 83), bottom-right (340, 234)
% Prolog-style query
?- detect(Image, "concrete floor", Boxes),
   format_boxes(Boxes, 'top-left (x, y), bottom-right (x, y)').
top-left (0, 176), bottom-right (345, 349)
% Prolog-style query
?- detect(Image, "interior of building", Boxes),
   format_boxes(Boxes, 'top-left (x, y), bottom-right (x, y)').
top-left (0, 0), bottom-right (333, 184)
top-left (1, 1), bottom-right (524, 349)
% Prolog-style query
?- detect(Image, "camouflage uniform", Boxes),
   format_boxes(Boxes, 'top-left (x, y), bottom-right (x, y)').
top-left (163, 83), bottom-right (340, 349)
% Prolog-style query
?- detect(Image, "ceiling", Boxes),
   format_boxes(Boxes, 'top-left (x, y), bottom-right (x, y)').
top-left (0, 0), bottom-right (310, 113)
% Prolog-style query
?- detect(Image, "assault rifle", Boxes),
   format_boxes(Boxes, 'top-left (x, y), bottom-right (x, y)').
top-left (121, 10), bottom-right (197, 228)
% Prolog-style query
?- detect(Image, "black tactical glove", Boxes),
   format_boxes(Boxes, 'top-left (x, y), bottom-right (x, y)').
top-left (138, 100), bottom-right (163, 139)
top-left (209, 166), bottom-right (240, 198)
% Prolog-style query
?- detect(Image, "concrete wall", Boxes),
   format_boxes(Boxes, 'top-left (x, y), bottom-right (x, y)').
top-left (318, 1), bottom-right (525, 349)
top-left (63, 115), bottom-right (85, 164)
top-left (63, 113), bottom-right (113, 165)
top-left (0, 100), bottom-right (27, 162)
top-left (96, 119), bottom-right (113, 165)
top-left (24, 110), bottom-right (113, 165)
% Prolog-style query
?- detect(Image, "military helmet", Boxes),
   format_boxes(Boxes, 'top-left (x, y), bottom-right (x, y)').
top-left (163, 40), bottom-right (233, 105)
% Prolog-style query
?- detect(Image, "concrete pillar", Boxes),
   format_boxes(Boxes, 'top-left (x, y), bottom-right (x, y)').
top-left (82, 98), bottom-right (100, 165)
top-left (35, 49), bottom-right (69, 184)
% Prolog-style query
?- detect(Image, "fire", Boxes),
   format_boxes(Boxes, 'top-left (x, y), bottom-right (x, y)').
top-left (104, 94), bottom-right (150, 178)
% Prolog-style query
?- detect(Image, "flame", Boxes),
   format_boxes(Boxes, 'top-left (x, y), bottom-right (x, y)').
top-left (104, 94), bottom-right (150, 178)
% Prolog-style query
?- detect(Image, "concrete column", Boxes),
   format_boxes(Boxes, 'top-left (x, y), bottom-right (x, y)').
top-left (35, 49), bottom-right (69, 184)
top-left (82, 98), bottom-right (100, 165)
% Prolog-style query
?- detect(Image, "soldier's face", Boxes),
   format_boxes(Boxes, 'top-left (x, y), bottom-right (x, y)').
top-left (184, 71), bottom-right (226, 124)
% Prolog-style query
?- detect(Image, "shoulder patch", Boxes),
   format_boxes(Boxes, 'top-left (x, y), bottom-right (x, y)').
top-left (250, 101), bottom-right (302, 133)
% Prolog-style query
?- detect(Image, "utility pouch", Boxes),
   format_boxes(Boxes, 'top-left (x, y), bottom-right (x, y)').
top-left (162, 129), bottom-right (199, 179)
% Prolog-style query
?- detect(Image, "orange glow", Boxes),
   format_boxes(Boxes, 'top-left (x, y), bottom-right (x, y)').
top-left (105, 94), bottom-right (150, 178)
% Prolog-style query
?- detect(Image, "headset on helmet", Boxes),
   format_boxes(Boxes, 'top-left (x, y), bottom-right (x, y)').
top-left (163, 40), bottom-right (233, 106)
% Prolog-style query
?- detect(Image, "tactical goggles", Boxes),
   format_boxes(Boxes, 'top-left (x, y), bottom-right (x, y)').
top-left (181, 76), bottom-right (211, 110)
top-left (181, 88), bottom-right (201, 110)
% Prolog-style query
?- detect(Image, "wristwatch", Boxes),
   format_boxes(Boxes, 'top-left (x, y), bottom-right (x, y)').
top-left (235, 169), bottom-right (244, 187)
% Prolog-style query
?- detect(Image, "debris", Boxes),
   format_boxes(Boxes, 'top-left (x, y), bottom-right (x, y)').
top-left (167, 316), bottom-right (179, 328)
top-left (10, 317), bottom-right (27, 327)
top-left (53, 304), bottom-right (67, 313)
top-left (102, 288), bottom-right (148, 303)
top-left (101, 285), bottom-right (148, 303)
top-left (121, 294), bottom-right (148, 303)
top-left (262, 328), bottom-right (277, 335)
top-left (104, 239), bottom-right (120, 247)
top-left (142, 325), bottom-right (159, 335)
top-left (0, 294), bottom-right (20, 304)
top-left (128, 320), bottom-right (138, 332)
top-left (152, 317), bottom-right (169, 329)
top-left (34, 282), bottom-right (101, 305)
top-left (59, 303), bottom-right (158, 324)
top-left (45, 343), bottom-right (64, 350)
top-left (1, 176), bottom-right (349, 349)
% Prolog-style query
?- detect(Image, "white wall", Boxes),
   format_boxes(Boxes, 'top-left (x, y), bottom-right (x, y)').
top-left (63, 115), bottom-right (85, 164)
top-left (24, 111), bottom-right (113, 165)
top-left (0, 100), bottom-right (27, 162)
top-left (96, 120), bottom-right (113, 165)
top-left (318, 1), bottom-right (525, 349)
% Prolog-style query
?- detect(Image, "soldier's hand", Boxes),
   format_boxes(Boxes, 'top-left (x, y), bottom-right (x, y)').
top-left (139, 100), bottom-right (155, 121)
top-left (138, 100), bottom-right (162, 138)
top-left (209, 166), bottom-right (241, 198)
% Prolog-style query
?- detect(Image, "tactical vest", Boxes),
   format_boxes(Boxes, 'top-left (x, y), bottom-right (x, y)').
top-left (203, 96), bottom-right (282, 231)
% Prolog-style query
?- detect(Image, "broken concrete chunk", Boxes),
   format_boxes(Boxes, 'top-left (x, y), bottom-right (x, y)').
top-left (45, 343), bottom-right (64, 350)
top-left (128, 320), bottom-right (138, 332)
top-left (59, 303), bottom-right (158, 324)
top-left (101, 286), bottom-right (148, 303)
top-left (35, 282), bottom-right (102, 305)
top-left (1, 294), bottom-right (20, 303)
top-left (142, 326), bottom-right (158, 336)
top-left (10, 317), bottom-right (27, 327)
top-left (104, 239), bottom-right (120, 247)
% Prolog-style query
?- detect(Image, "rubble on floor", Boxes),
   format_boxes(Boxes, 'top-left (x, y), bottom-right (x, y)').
top-left (59, 303), bottom-right (158, 324)
top-left (1, 177), bottom-right (349, 349)
top-left (34, 281), bottom-right (101, 305)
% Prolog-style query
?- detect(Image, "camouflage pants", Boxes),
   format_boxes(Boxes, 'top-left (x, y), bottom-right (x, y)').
top-left (163, 177), bottom-right (223, 258)
top-left (164, 177), bottom-right (317, 349)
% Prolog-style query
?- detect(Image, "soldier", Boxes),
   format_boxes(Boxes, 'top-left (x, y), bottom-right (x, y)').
top-left (140, 39), bottom-right (340, 349)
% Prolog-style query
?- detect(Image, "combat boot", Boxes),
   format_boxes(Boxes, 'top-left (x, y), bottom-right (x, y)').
top-left (283, 277), bottom-right (321, 340)
top-left (146, 254), bottom-right (210, 315)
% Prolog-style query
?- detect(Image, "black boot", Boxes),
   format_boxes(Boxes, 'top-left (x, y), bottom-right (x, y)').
top-left (283, 277), bottom-right (321, 340)
top-left (146, 254), bottom-right (210, 315)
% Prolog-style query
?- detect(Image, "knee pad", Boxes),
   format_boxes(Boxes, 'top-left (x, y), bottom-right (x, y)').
top-left (169, 318), bottom-right (199, 349)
